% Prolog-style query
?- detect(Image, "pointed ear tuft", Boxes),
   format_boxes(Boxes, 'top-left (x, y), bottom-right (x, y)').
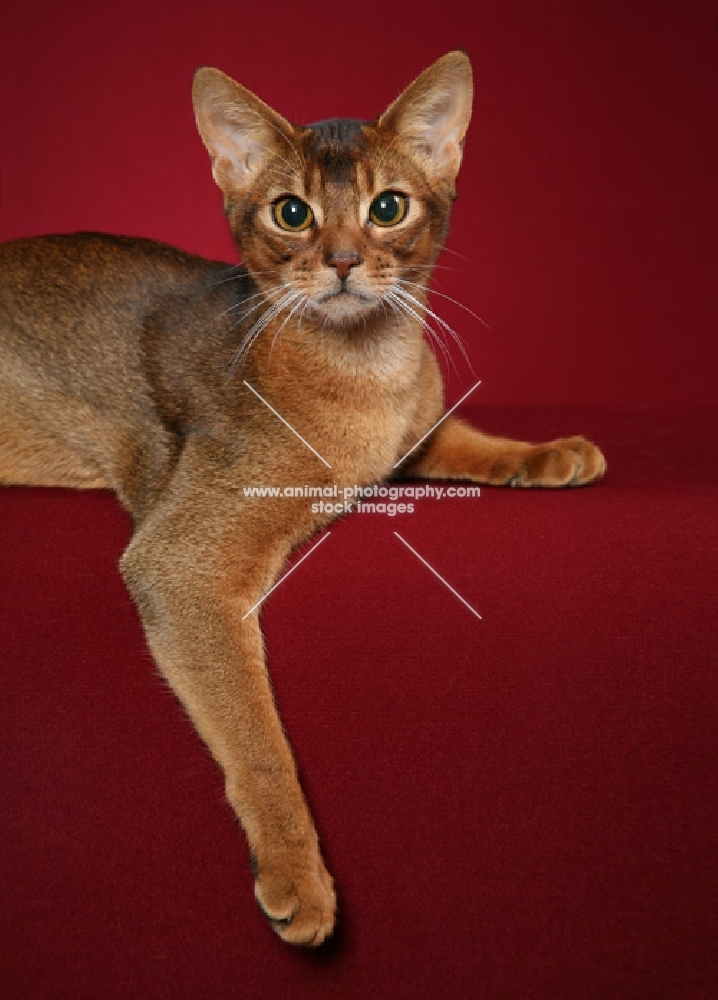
top-left (192, 68), bottom-right (295, 200)
top-left (378, 51), bottom-right (473, 189)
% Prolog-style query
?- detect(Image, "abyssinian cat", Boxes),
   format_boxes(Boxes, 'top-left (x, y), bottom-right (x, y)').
top-left (0, 52), bottom-right (605, 946)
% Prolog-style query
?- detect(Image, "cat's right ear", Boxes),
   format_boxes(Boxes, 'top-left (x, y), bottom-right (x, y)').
top-left (192, 68), bottom-right (294, 200)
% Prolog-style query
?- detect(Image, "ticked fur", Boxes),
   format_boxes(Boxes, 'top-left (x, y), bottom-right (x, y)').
top-left (0, 52), bottom-right (605, 946)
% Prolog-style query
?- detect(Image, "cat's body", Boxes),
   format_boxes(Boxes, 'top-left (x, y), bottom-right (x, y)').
top-left (0, 232), bottom-right (428, 507)
top-left (0, 53), bottom-right (605, 946)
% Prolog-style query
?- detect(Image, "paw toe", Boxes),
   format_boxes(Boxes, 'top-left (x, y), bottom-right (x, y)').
top-left (561, 436), bottom-right (607, 485)
top-left (253, 858), bottom-right (336, 947)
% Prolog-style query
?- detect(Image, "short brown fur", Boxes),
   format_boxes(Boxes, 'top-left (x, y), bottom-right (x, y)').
top-left (0, 53), bottom-right (605, 946)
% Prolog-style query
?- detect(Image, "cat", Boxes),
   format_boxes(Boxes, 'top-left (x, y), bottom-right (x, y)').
top-left (0, 51), bottom-right (605, 946)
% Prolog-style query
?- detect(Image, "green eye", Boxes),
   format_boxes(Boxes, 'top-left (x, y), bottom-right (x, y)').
top-left (273, 197), bottom-right (313, 232)
top-left (369, 191), bottom-right (408, 227)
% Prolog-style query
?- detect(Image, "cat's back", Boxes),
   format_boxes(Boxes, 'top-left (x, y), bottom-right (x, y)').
top-left (0, 231), bottom-right (222, 345)
top-left (0, 230), bottom-right (217, 281)
top-left (0, 231), bottom-right (233, 401)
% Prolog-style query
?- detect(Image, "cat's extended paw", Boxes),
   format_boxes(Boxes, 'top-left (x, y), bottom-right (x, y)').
top-left (253, 850), bottom-right (336, 947)
top-left (491, 435), bottom-right (606, 488)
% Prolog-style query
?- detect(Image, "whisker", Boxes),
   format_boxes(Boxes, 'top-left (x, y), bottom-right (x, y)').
top-left (396, 278), bottom-right (490, 328)
top-left (402, 263), bottom-right (464, 274)
top-left (212, 282), bottom-right (295, 332)
top-left (385, 290), bottom-right (456, 375)
top-left (389, 288), bottom-right (465, 374)
top-left (240, 289), bottom-right (298, 347)
top-left (220, 288), bottom-right (275, 318)
top-left (297, 296), bottom-right (312, 332)
top-left (227, 289), bottom-right (300, 378)
top-left (269, 293), bottom-right (306, 362)
top-left (213, 262), bottom-right (245, 277)
top-left (392, 286), bottom-right (474, 374)
top-left (209, 267), bottom-right (281, 287)
top-left (232, 285), bottom-right (290, 310)
top-left (435, 245), bottom-right (473, 262)
top-left (223, 287), bottom-right (292, 367)
top-left (393, 285), bottom-right (467, 347)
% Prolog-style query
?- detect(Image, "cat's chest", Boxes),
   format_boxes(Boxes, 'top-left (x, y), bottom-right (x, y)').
top-left (250, 335), bottom-right (424, 487)
top-left (255, 377), bottom-right (418, 487)
top-left (318, 404), bottom-right (412, 484)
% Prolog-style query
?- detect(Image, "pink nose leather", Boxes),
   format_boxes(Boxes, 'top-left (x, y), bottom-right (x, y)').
top-left (327, 253), bottom-right (361, 281)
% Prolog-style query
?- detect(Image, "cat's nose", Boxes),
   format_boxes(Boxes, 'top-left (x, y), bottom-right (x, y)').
top-left (326, 252), bottom-right (361, 281)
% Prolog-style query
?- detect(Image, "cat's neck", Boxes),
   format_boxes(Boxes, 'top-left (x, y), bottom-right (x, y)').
top-left (241, 305), bottom-right (432, 486)
top-left (250, 302), bottom-right (426, 397)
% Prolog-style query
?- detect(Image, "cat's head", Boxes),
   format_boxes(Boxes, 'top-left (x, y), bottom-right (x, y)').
top-left (192, 52), bottom-right (472, 329)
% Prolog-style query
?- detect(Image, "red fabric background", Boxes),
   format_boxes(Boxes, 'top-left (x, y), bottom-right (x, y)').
top-left (0, 0), bottom-right (715, 405)
top-left (1, 2), bottom-right (717, 998)
top-left (1, 407), bottom-right (717, 998)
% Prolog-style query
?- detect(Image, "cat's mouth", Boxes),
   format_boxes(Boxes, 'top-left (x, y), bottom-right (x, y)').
top-left (312, 286), bottom-right (380, 324)
top-left (318, 287), bottom-right (374, 303)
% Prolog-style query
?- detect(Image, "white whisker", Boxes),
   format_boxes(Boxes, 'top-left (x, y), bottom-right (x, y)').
top-left (392, 286), bottom-right (474, 374)
top-left (435, 245), bottom-right (472, 262)
top-left (269, 293), bottom-right (306, 362)
top-left (223, 283), bottom-right (296, 333)
top-left (210, 267), bottom-right (281, 287)
top-left (297, 296), bottom-right (312, 332)
top-left (226, 287), bottom-right (299, 378)
top-left (206, 281), bottom-right (293, 332)
top-left (396, 278), bottom-right (490, 329)
top-left (385, 290), bottom-right (456, 374)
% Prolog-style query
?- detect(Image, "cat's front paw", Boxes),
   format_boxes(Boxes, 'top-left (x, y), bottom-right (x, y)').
top-left (253, 849), bottom-right (336, 946)
top-left (492, 435), bottom-right (606, 488)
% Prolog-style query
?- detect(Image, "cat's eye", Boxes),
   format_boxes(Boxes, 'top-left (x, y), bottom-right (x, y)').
top-left (369, 191), bottom-right (408, 227)
top-left (273, 197), bottom-right (314, 232)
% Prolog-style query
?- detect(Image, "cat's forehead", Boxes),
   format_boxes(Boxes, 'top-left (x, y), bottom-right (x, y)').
top-left (292, 117), bottom-right (416, 199)
top-left (300, 118), bottom-right (369, 185)
top-left (303, 118), bottom-right (368, 146)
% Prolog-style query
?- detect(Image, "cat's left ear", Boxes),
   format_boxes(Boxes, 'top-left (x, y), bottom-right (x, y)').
top-left (378, 51), bottom-right (473, 191)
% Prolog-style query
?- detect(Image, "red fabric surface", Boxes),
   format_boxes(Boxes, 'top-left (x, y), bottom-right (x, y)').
top-left (1, 406), bottom-right (717, 998)
top-left (1, 1), bottom-right (717, 996)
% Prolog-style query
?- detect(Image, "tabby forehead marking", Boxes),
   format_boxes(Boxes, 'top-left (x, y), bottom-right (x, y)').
top-left (304, 118), bottom-right (367, 145)
top-left (303, 119), bottom-right (367, 187)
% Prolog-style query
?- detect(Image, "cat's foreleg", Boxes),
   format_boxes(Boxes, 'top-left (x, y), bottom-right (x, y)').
top-left (398, 345), bottom-right (606, 487)
top-left (402, 415), bottom-right (606, 487)
top-left (119, 500), bottom-right (335, 947)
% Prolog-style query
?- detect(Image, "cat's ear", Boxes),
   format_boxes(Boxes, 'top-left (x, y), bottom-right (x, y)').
top-left (192, 68), bottom-right (294, 200)
top-left (378, 51), bottom-right (473, 189)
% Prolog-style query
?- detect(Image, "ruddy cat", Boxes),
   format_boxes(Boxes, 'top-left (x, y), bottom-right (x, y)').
top-left (0, 52), bottom-right (605, 946)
